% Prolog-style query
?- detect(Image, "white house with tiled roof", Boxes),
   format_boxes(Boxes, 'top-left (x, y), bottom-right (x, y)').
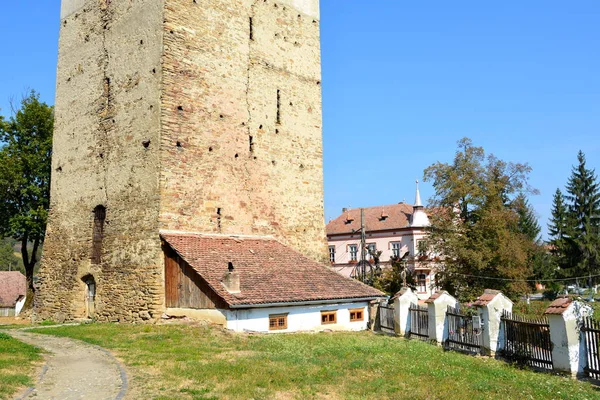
top-left (161, 232), bottom-right (384, 333)
top-left (326, 182), bottom-right (439, 299)
top-left (0, 272), bottom-right (27, 317)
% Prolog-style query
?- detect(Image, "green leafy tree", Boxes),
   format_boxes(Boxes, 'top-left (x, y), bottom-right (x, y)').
top-left (0, 91), bottom-right (53, 292)
top-left (563, 151), bottom-right (600, 281)
top-left (0, 238), bottom-right (22, 272)
top-left (423, 138), bottom-right (538, 301)
top-left (373, 252), bottom-right (416, 295)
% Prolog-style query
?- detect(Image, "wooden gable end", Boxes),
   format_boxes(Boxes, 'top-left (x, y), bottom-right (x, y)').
top-left (163, 245), bottom-right (229, 310)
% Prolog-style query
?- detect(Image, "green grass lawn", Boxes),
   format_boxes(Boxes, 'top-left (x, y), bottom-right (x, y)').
top-left (27, 323), bottom-right (600, 400)
top-left (0, 332), bottom-right (42, 400)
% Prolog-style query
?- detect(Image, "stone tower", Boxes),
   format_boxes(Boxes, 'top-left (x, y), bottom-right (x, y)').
top-left (36, 0), bottom-right (326, 322)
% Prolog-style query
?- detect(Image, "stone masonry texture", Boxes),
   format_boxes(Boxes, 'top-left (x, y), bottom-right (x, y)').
top-left (36, 0), bottom-right (326, 322)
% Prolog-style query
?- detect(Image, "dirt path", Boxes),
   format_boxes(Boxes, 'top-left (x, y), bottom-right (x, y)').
top-left (8, 330), bottom-right (127, 400)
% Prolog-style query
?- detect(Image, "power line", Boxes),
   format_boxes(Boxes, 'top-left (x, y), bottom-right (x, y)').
top-left (446, 272), bottom-right (600, 283)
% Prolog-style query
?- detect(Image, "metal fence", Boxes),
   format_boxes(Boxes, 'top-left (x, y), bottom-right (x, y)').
top-left (445, 305), bottom-right (482, 355)
top-left (581, 316), bottom-right (600, 380)
top-left (501, 310), bottom-right (553, 371)
top-left (409, 303), bottom-right (429, 340)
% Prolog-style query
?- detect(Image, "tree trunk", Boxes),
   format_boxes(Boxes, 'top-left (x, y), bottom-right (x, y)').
top-left (20, 235), bottom-right (39, 300)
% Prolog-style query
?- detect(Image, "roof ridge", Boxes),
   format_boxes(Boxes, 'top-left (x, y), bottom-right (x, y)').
top-left (160, 230), bottom-right (275, 241)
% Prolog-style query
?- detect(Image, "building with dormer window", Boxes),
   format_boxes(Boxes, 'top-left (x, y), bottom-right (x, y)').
top-left (326, 182), bottom-right (439, 299)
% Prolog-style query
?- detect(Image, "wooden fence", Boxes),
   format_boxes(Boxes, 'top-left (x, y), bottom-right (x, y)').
top-left (581, 316), bottom-right (600, 380)
top-left (501, 310), bottom-right (553, 371)
top-left (445, 306), bottom-right (482, 354)
top-left (378, 304), bottom-right (395, 333)
top-left (409, 303), bottom-right (429, 340)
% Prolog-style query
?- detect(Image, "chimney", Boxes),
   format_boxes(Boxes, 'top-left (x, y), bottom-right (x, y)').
top-left (222, 262), bottom-right (240, 294)
top-left (342, 207), bottom-right (348, 213)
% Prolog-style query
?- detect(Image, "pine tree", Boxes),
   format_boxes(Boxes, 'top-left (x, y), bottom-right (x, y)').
top-left (548, 189), bottom-right (570, 266)
top-left (514, 194), bottom-right (541, 242)
top-left (564, 151), bottom-right (600, 280)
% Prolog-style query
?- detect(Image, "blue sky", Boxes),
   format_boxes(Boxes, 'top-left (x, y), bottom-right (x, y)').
top-left (2, 1), bottom-right (599, 239)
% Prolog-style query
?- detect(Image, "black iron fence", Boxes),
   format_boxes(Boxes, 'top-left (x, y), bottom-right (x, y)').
top-left (581, 316), bottom-right (600, 380)
top-left (501, 310), bottom-right (553, 371)
top-left (445, 305), bottom-right (482, 355)
top-left (409, 303), bottom-right (429, 340)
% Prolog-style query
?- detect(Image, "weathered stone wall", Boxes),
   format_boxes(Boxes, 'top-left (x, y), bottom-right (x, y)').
top-left (36, 0), bottom-right (165, 322)
top-left (160, 0), bottom-right (328, 263)
top-left (38, 0), bottom-right (326, 322)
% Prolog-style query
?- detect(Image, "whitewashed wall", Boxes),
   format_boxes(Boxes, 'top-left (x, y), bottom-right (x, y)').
top-left (224, 302), bottom-right (370, 333)
top-left (15, 296), bottom-right (26, 316)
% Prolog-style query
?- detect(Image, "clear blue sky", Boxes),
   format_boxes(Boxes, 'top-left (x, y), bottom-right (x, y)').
top-left (1, 1), bottom-right (599, 239)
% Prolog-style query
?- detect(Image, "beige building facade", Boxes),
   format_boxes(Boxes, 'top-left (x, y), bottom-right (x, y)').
top-left (36, 0), bottom-right (327, 322)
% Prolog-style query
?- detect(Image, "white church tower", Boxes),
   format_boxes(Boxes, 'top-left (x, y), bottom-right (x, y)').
top-left (410, 180), bottom-right (430, 227)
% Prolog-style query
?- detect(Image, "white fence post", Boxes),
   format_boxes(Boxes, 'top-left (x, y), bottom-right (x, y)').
top-left (545, 297), bottom-right (592, 377)
top-left (425, 291), bottom-right (458, 344)
top-left (473, 289), bottom-right (513, 356)
top-left (393, 288), bottom-right (419, 337)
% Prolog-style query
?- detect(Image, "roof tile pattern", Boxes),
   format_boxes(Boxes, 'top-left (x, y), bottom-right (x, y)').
top-left (425, 290), bottom-right (448, 304)
top-left (326, 204), bottom-right (416, 235)
top-left (0, 271), bottom-right (26, 308)
top-left (545, 296), bottom-right (573, 315)
top-left (161, 233), bottom-right (384, 307)
top-left (473, 289), bottom-right (502, 306)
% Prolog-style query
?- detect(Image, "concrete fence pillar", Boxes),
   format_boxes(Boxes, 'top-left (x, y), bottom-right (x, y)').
top-left (425, 291), bottom-right (458, 344)
top-left (392, 288), bottom-right (419, 337)
top-left (368, 300), bottom-right (379, 331)
top-left (473, 289), bottom-right (513, 356)
top-left (545, 297), bottom-right (592, 377)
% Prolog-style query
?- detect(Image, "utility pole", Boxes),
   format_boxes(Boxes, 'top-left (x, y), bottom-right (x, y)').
top-left (360, 208), bottom-right (366, 282)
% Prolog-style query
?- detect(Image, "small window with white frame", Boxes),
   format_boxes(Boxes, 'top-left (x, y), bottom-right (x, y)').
top-left (329, 246), bottom-right (336, 263)
top-left (367, 243), bottom-right (376, 253)
top-left (348, 244), bottom-right (358, 261)
top-left (391, 242), bottom-right (401, 258)
top-left (417, 273), bottom-right (427, 293)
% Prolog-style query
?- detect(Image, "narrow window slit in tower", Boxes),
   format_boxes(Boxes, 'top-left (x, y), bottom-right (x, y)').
top-left (249, 136), bottom-right (255, 153)
top-left (276, 89), bottom-right (281, 125)
top-left (216, 208), bottom-right (222, 231)
top-left (91, 205), bottom-right (106, 264)
top-left (249, 17), bottom-right (254, 41)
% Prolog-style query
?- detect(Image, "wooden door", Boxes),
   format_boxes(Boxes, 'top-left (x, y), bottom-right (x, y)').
top-left (164, 251), bottom-right (181, 308)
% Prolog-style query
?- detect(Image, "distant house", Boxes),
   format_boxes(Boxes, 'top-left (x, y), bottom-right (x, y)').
top-left (326, 183), bottom-right (439, 299)
top-left (161, 232), bottom-right (384, 333)
top-left (0, 271), bottom-right (27, 317)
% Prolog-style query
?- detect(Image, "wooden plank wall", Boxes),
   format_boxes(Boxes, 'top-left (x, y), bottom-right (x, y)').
top-left (163, 245), bottom-right (228, 309)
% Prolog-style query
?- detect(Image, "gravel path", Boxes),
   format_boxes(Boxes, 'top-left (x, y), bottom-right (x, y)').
top-left (8, 330), bottom-right (127, 400)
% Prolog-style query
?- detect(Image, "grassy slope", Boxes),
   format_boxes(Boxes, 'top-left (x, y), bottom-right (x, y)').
top-left (0, 332), bottom-right (41, 400)
top-left (29, 324), bottom-right (600, 400)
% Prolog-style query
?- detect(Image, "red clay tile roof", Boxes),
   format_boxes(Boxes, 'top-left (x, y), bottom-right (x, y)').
top-left (544, 296), bottom-right (573, 315)
top-left (0, 271), bottom-right (26, 308)
top-left (425, 290), bottom-right (448, 304)
top-left (473, 289), bottom-right (502, 306)
top-left (326, 203), bottom-right (417, 235)
top-left (161, 233), bottom-right (384, 307)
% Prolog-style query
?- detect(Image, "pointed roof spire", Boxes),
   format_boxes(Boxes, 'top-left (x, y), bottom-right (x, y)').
top-left (415, 179), bottom-right (423, 207)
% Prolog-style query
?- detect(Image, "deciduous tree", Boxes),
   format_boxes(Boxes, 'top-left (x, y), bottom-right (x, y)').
top-left (423, 138), bottom-right (538, 300)
top-left (0, 91), bottom-right (53, 293)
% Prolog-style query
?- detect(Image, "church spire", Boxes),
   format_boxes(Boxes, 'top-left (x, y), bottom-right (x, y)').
top-left (411, 179), bottom-right (430, 227)
top-left (415, 179), bottom-right (423, 208)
